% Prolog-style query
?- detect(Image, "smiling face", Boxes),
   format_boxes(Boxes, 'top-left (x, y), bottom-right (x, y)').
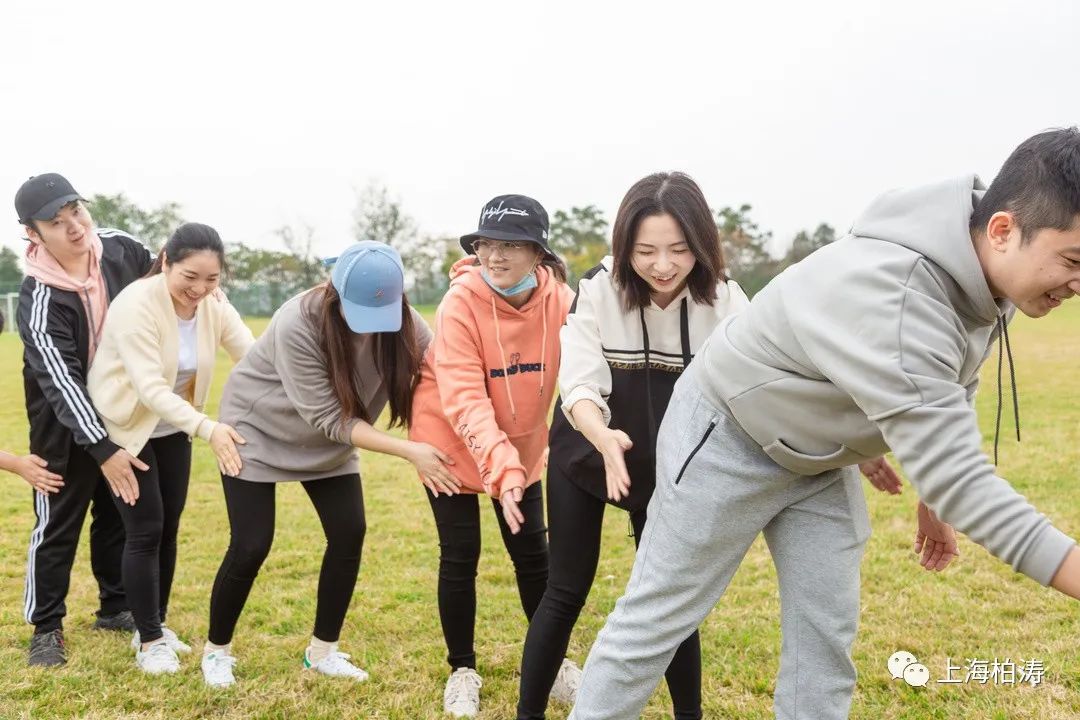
top-left (163, 250), bottom-right (222, 317)
top-left (25, 201), bottom-right (95, 270)
top-left (629, 213), bottom-right (697, 306)
top-left (474, 238), bottom-right (542, 291)
top-left (979, 211), bottom-right (1080, 318)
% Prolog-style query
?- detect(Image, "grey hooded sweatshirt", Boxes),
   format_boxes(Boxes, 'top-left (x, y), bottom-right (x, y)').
top-left (695, 174), bottom-right (1075, 586)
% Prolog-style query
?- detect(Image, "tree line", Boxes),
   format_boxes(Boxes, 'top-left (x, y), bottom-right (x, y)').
top-left (0, 185), bottom-right (840, 316)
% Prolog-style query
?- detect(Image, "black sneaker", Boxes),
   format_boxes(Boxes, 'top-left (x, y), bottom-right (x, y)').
top-left (28, 629), bottom-right (66, 667)
top-left (92, 610), bottom-right (136, 632)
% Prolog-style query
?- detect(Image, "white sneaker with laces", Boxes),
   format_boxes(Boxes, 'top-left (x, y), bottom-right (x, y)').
top-left (131, 627), bottom-right (192, 654)
top-left (550, 657), bottom-right (582, 704)
top-left (202, 650), bottom-right (237, 688)
top-left (303, 648), bottom-right (369, 681)
top-left (135, 641), bottom-right (180, 674)
top-left (443, 667), bottom-right (482, 717)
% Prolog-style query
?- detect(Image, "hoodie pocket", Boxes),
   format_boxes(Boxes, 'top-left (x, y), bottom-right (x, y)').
top-left (762, 438), bottom-right (869, 477)
top-left (674, 421), bottom-right (717, 485)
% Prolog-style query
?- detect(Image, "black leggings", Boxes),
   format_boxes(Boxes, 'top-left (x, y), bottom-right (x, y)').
top-left (517, 465), bottom-right (702, 720)
top-left (207, 473), bottom-right (365, 646)
top-left (427, 482), bottom-right (548, 670)
top-left (110, 432), bottom-right (191, 643)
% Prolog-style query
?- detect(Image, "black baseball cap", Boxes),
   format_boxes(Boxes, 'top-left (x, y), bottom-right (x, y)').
top-left (460, 194), bottom-right (556, 258)
top-left (15, 173), bottom-right (85, 225)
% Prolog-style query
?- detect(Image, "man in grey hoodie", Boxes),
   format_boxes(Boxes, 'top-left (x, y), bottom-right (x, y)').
top-left (568, 128), bottom-right (1080, 720)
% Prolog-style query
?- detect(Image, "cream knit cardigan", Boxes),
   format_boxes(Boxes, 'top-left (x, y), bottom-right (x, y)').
top-left (87, 272), bottom-right (255, 456)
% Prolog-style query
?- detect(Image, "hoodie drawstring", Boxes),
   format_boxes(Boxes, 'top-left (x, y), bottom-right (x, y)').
top-left (490, 296), bottom-right (518, 423)
top-left (993, 313), bottom-right (1021, 466)
top-left (539, 301), bottom-right (548, 399)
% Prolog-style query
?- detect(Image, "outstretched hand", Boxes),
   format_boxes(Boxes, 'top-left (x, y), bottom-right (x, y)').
top-left (914, 501), bottom-right (959, 571)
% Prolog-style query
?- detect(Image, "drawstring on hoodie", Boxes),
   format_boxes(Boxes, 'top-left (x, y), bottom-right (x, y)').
top-left (993, 313), bottom-right (1021, 466)
top-left (487, 286), bottom-right (551, 425)
top-left (490, 296), bottom-right (518, 423)
top-left (539, 301), bottom-right (548, 399)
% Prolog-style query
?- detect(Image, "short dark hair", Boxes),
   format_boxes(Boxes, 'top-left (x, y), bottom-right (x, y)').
top-left (147, 222), bottom-right (226, 276)
top-left (971, 127), bottom-right (1080, 243)
top-left (610, 172), bottom-right (727, 311)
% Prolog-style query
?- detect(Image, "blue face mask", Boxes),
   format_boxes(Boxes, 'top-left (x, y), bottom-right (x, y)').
top-left (482, 268), bottom-right (538, 297)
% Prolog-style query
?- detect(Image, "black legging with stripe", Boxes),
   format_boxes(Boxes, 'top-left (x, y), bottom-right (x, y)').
top-left (207, 473), bottom-right (366, 645)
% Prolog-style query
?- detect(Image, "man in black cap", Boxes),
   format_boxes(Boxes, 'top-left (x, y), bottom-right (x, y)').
top-left (15, 173), bottom-right (154, 666)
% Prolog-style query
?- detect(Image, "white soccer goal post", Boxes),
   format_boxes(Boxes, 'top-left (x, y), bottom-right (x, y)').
top-left (3, 292), bottom-right (18, 332)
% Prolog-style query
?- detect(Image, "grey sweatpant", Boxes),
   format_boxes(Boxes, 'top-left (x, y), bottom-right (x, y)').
top-left (569, 367), bottom-right (871, 720)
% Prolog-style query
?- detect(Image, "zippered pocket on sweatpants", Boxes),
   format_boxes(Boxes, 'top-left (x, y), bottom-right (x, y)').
top-left (674, 421), bottom-right (716, 485)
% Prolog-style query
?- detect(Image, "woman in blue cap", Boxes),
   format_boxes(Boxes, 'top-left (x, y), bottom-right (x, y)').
top-left (200, 241), bottom-right (455, 688)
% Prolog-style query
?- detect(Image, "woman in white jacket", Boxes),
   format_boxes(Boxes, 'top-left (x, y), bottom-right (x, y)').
top-left (516, 172), bottom-right (749, 720)
top-left (88, 223), bottom-right (254, 675)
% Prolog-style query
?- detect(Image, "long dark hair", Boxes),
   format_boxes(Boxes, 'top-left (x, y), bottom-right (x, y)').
top-left (146, 222), bottom-right (227, 277)
top-left (309, 282), bottom-right (422, 429)
top-left (610, 172), bottom-right (727, 311)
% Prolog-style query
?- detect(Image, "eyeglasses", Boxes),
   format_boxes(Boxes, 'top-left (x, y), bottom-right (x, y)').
top-left (471, 239), bottom-right (531, 258)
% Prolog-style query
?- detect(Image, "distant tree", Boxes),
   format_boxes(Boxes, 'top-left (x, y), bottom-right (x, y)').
top-left (352, 182), bottom-right (444, 301)
top-left (86, 193), bottom-right (183, 251)
top-left (781, 222), bottom-right (837, 268)
top-left (0, 246), bottom-right (23, 285)
top-left (275, 222), bottom-right (325, 289)
top-left (715, 204), bottom-right (777, 297)
top-left (550, 205), bottom-right (609, 287)
top-left (440, 237), bottom-right (466, 278)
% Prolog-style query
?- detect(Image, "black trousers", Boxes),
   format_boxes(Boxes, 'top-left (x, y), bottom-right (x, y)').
top-left (24, 442), bottom-right (127, 633)
top-left (427, 482), bottom-right (548, 670)
top-left (207, 473), bottom-right (366, 645)
top-left (110, 432), bottom-right (191, 643)
top-left (517, 464), bottom-right (703, 720)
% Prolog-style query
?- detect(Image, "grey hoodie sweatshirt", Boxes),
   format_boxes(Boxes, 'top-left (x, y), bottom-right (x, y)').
top-left (695, 174), bottom-right (1075, 586)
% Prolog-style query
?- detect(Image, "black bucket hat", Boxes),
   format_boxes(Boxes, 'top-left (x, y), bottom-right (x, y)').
top-left (459, 194), bottom-right (556, 258)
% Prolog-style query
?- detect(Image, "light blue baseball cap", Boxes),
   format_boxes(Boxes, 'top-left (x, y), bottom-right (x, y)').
top-left (324, 241), bottom-right (405, 333)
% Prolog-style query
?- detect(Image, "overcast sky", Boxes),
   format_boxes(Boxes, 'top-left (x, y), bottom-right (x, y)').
top-left (3, 0), bottom-right (1077, 261)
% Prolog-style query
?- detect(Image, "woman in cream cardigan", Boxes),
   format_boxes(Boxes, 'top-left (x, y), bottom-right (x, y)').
top-left (88, 223), bottom-right (254, 675)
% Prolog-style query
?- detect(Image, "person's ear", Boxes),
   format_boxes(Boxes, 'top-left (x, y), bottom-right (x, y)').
top-left (985, 211), bottom-right (1017, 253)
top-left (24, 224), bottom-right (42, 245)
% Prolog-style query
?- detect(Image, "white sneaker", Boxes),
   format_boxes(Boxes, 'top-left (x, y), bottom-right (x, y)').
top-left (131, 627), bottom-right (192, 654)
top-left (550, 657), bottom-right (582, 705)
top-left (303, 648), bottom-right (369, 681)
top-left (443, 667), bottom-right (482, 717)
top-left (202, 650), bottom-right (237, 688)
top-left (135, 641), bottom-right (180, 674)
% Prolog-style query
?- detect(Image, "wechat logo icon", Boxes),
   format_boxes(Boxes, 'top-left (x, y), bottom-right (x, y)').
top-left (888, 650), bottom-right (930, 688)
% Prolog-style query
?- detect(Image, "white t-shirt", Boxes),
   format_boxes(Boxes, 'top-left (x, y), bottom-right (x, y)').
top-left (149, 314), bottom-right (198, 439)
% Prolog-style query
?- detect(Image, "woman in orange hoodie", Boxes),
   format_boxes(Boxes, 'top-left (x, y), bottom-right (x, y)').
top-left (409, 195), bottom-right (575, 718)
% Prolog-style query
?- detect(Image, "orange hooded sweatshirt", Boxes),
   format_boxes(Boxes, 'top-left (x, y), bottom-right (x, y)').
top-left (409, 257), bottom-right (574, 498)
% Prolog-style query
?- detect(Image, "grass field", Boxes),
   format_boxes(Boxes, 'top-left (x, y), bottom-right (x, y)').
top-left (1, 304), bottom-right (1079, 719)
